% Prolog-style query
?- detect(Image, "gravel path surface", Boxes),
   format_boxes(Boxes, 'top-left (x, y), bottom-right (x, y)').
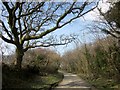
top-left (53, 71), bottom-right (97, 90)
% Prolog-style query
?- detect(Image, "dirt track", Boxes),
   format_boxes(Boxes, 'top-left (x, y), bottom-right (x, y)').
top-left (53, 71), bottom-right (97, 90)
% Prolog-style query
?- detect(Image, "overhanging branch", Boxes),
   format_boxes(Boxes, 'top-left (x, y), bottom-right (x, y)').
top-left (23, 41), bottom-right (72, 52)
top-left (22, 2), bottom-right (97, 42)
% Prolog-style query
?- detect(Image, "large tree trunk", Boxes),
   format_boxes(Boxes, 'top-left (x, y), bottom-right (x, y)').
top-left (15, 48), bottom-right (24, 70)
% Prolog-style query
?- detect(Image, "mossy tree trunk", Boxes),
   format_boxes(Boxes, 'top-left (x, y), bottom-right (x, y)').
top-left (15, 47), bottom-right (24, 70)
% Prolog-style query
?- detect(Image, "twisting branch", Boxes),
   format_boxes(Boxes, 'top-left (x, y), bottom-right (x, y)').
top-left (1, 1), bottom-right (97, 52)
top-left (17, 2), bottom-right (45, 19)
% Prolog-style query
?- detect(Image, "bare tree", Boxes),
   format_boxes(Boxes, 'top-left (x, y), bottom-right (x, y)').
top-left (0, 1), bottom-right (97, 70)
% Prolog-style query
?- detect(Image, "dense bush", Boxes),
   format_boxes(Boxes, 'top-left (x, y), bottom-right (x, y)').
top-left (2, 62), bottom-right (63, 89)
top-left (23, 48), bottom-right (61, 74)
top-left (2, 48), bottom-right (61, 75)
top-left (61, 36), bottom-right (120, 83)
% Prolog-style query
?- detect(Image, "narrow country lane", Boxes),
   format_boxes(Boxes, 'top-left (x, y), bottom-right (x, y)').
top-left (53, 71), bottom-right (97, 90)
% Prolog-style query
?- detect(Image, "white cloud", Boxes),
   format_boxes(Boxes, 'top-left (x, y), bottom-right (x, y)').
top-left (83, 0), bottom-right (110, 21)
top-left (98, 0), bottom-right (110, 12)
top-left (82, 8), bottom-right (99, 21)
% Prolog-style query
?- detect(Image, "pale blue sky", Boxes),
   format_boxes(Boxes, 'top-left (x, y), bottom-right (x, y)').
top-left (51, 18), bottom-right (106, 55)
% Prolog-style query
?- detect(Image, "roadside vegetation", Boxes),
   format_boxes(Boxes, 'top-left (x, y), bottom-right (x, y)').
top-left (2, 48), bottom-right (63, 89)
top-left (61, 36), bottom-right (120, 89)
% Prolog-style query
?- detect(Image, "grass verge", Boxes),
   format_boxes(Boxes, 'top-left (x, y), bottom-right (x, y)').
top-left (2, 64), bottom-right (64, 90)
top-left (78, 74), bottom-right (120, 90)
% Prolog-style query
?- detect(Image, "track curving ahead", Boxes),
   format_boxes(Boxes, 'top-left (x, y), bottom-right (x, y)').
top-left (53, 71), bottom-right (97, 90)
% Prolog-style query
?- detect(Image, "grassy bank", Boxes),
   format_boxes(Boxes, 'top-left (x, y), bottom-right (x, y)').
top-left (2, 63), bottom-right (63, 90)
top-left (78, 74), bottom-right (120, 90)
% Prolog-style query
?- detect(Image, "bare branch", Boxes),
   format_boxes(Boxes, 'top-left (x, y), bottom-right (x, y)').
top-left (23, 40), bottom-right (73, 52)
top-left (17, 2), bottom-right (44, 19)
top-left (1, 21), bottom-right (13, 40)
top-left (0, 35), bottom-right (15, 44)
